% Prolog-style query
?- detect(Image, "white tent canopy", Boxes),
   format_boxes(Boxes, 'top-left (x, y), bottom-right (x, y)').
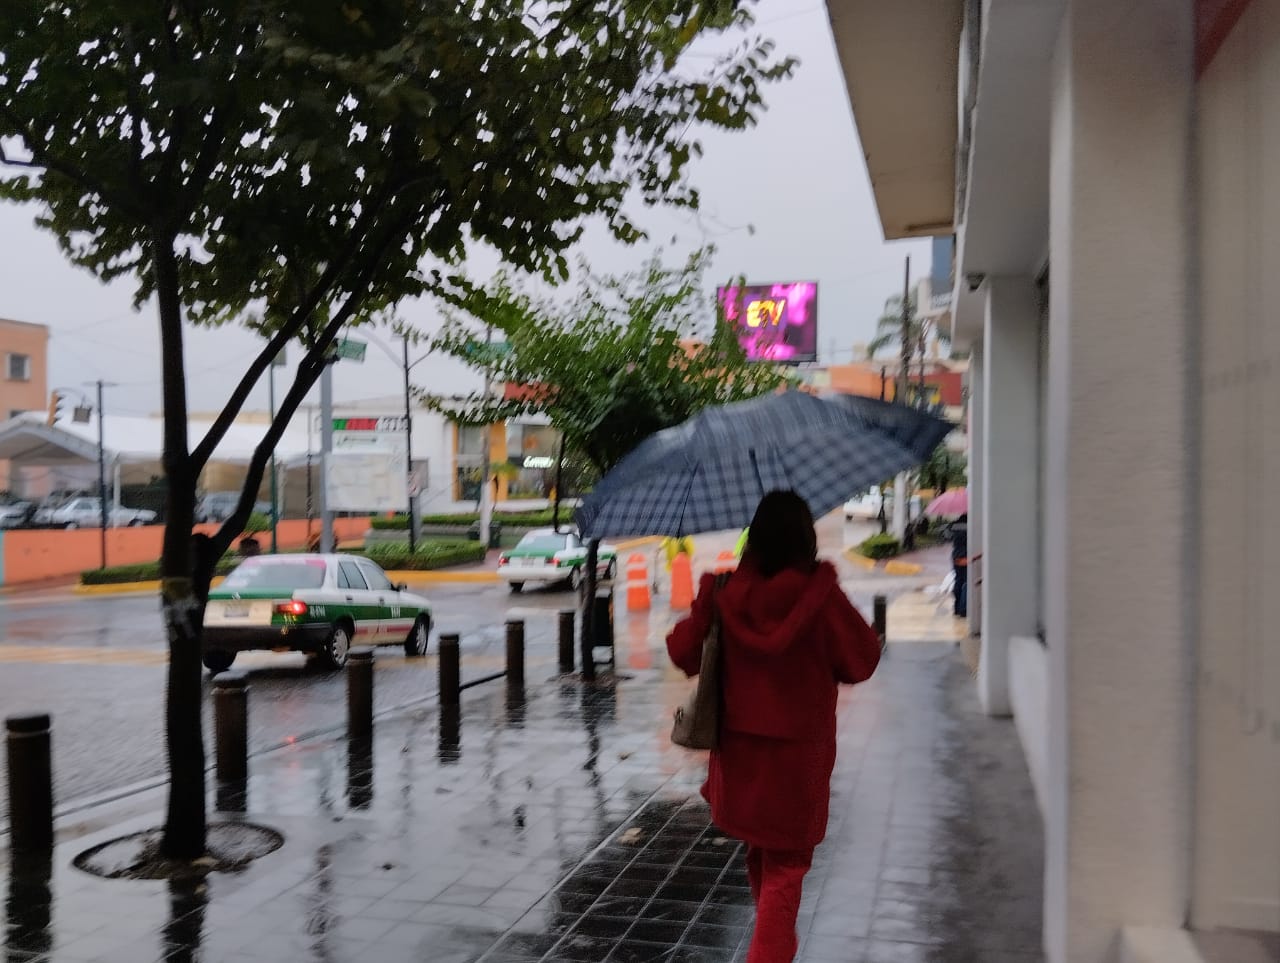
top-left (0, 412), bottom-right (313, 467)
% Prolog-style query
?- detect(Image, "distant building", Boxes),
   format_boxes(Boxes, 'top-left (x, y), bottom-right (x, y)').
top-left (0, 318), bottom-right (50, 492)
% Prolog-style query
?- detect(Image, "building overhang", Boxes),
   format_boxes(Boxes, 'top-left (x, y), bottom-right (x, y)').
top-left (0, 419), bottom-right (110, 465)
top-left (951, 0), bottom-right (1062, 346)
top-left (827, 0), bottom-right (964, 240)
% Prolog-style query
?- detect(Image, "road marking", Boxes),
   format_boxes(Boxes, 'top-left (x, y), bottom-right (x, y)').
top-left (0, 646), bottom-right (531, 672)
top-left (0, 645), bottom-right (168, 667)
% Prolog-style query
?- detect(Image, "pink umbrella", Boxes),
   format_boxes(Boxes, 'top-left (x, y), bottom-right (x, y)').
top-left (926, 488), bottom-right (968, 517)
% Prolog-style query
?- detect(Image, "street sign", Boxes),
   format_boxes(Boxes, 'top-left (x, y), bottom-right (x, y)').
top-left (271, 348), bottom-right (287, 367)
top-left (462, 339), bottom-right (511, 364)
top-left (333, 338), bottom-right (367, 362)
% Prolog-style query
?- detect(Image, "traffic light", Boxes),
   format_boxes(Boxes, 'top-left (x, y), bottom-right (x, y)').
top-left (46, 390), bottom-right (64, 427)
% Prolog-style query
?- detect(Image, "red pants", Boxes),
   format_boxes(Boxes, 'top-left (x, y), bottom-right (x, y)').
top-left (745, 845), bottom-right (813, 963)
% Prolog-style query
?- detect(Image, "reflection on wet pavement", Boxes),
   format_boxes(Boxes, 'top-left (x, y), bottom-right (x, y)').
top-left (2, 630), bottom-right (1044, 962)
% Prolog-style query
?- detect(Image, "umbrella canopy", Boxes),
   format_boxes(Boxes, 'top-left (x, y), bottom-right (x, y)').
top-left (576, 391), bottom-right (953, 539)
top-left (925, 487), bottom-right (968, 517)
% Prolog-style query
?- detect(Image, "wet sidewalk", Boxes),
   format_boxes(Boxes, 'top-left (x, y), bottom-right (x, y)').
top-left (3, 610), bottom-right (1043, 963)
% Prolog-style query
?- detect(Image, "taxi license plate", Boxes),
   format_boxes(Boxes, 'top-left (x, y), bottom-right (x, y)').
top-left (223, 603), bottom-right (250, 618)
top-left (518, 557), bottom-right (543, 567)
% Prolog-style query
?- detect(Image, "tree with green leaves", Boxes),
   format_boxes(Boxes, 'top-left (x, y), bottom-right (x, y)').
top-left (425, 247), bottom-right (790, 497)
top-left (0, 1), bottom-right (794, 859)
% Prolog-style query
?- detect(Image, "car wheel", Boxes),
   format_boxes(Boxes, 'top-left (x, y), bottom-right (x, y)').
top-left (403, 616), bottom-right (430, 658)
top-left (569, 566), bottom-right (584, 592)
top-left (64, 522), bottom-right (78, 530)
top-left (509, 582), bottom-right (524, 594)
top-left (318, 622), bottom-right (352, 670)
top-left (129, 518), bottom-right (145, 527)
top-left (202, 649), bottom-right (235, 673)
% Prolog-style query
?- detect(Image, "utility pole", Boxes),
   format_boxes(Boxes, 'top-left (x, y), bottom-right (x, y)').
top-left (892, 256), bottom-right (911, 542)
top-left (478, 326), bottom-right (494, 549)
top-left (402, 336), bottom-right (417, 553)
top-left (268, 350), bottom-right (283, 554)
top-left (96, 379), bottom-right (109, 569)
top-left (319, 361), bottom-right (335, 553)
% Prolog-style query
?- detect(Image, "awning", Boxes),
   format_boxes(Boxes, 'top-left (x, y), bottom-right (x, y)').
top-left (0, 413), bottom-right (313, 467)
top-left (827, 0), bottom-right (964, 239)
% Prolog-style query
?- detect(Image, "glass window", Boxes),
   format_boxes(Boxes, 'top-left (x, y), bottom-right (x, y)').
top-left (517, 533), bottom-right (571, 554)
top-left (338, 560), bottom-right (368, 590)
top-left (224, 558), bottom-right (327, 590)
top-left (7, 354), bottom-right (30, 381)
top-left (456, 425), bottom-right (485, 456)
top-left (358, 561), bottom-right (393, 592)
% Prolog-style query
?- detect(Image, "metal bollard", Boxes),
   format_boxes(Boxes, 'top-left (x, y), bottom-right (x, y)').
top-left (213, 671), bottom-right (249, 784)
top-left (873, 595), bottom-right (887, 649)
top-left (505, 620), bottom-right (525, 689)
top-left (439, 633), bottom-right (461, 708)
top-left (558, 609), bottom-right (576, 674)
top-left (347, 648), bottom-right (375, 739)
top-left (6, 713), bottom-right (53, 853)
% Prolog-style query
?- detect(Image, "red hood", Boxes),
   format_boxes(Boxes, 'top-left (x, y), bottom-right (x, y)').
top-left (716, 560), bottom-right (841, 655)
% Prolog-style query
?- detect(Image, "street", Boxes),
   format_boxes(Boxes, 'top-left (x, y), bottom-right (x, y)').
top-left (0, 517), bottom-right (943, 831)
top-left (0, 579), bottom-right (589, 828)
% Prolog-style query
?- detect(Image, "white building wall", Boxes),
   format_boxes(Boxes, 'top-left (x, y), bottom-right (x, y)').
top-left (1193, 0), bottom-right (1280, 932)
top-left (1044, 2), bottom-right (1195, 960)
top-left (979, 277), bottom-right (1041, 717)
top-left (967, 341), bottom-right (984, 637)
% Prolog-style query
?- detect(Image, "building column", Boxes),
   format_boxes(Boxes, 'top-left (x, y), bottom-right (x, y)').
top-left (979, 278), bottom-right (1041, 717)
top-left (966, 341), bottom-right (984, 640)
top-left (1044, 2), bottom-right (1195, 960)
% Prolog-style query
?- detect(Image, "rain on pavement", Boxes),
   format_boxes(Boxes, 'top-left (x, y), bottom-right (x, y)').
top-left (0, 578), bottom-right (585, 828)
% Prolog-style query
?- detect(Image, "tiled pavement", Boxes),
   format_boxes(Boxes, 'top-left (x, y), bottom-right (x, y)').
top-left (3, 607), bottom-right (1044, 963)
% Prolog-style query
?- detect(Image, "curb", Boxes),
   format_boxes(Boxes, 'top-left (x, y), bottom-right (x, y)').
top-left (74, 575), bottom-right (228, 596)
top-left (841, 548), bottom-right (924, 576)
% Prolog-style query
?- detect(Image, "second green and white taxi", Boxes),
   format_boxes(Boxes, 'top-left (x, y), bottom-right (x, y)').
top-left (497, 529), bottom-right (617, 593)
top-left (201, 554), bottom-right (431, 673)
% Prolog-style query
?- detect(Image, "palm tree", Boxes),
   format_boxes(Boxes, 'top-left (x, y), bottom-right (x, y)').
top-left (865, 291), bottom-right (951, 359)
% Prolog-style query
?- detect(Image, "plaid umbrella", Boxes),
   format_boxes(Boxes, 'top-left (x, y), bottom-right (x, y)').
top-left (576, 391), bottom-right (954, 539)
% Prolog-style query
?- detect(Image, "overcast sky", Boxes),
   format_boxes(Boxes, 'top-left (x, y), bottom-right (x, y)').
top-left (0, 1), bottom-right (929, 423)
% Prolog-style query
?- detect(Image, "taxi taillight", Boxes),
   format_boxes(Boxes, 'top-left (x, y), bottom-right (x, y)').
top-left (275, 600), bottom-right (309, 617)
top-left (498, 555), bottom-right (509, 566)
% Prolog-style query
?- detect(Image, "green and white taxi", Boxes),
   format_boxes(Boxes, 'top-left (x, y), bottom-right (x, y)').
top-left (498, 528), bottom-right (617, 593)
top-left (201, 554), bottom-right (432, 673)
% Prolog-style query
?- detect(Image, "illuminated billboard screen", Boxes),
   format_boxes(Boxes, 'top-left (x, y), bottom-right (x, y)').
top-left (716, 281), bottom-right (818, 363)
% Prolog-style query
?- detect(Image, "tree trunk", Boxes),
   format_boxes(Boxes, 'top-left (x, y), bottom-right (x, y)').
top-left (552, 437), bottom-right (566, 532)
top-left (154, 231), bottom-right (208, 860)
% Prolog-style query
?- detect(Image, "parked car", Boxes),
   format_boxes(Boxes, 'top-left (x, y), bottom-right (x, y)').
top-left (844, 487), bottom-right (884, 520)
top-left (843, 488), bottom-right (923, 521)
top-left (196, 492), bottom-right (274, 523)
top-left (497, 528), bottom-right (617, 593)
top-left (48, 496), bottom-right (157, 529)
top-left (201, 553), bottom-right (432, 673)
top-left (0, 498), bottom-right (33, 529)
top-left (31, 491), bottom-right (86, 527)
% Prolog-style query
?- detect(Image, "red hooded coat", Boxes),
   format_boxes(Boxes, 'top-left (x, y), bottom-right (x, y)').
top-left (666, 560), bottom-right (880, 851)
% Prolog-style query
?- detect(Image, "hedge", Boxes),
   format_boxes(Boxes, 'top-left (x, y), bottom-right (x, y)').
top-left (361, 538), bottom-right (487, 570)
top-left (81, 556), bottom-right (241, 586)
top-left (81, 539), bottom-right (485, 584)
top-left (369, 508), bottom-right (563, 531)
top-left (856, 533), bottom-right (902, 560)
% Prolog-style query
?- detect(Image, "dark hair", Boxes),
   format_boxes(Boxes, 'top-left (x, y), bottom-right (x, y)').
top-left (743, 490), bottom-right (818, 577)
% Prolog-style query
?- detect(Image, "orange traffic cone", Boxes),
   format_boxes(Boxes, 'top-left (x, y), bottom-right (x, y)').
top-left (626, 553), bottom-right (651, 611)
top-left (669, 552), bottom-right (694, 610)
top-left (713, 550), bottom-right (738, 575)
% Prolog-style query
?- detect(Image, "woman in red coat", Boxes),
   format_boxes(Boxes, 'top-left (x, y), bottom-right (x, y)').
top-left (667, 490), bottom-right (881, 963)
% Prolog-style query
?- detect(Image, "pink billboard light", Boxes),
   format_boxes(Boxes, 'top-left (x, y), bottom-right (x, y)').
top-left (716, 281), bottom-right (818, 363)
